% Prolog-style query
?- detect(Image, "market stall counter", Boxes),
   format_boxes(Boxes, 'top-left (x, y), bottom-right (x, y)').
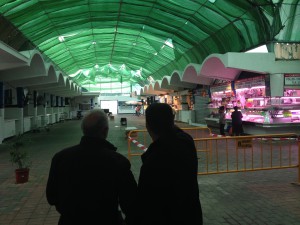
top-left (224, 119), bottom-right (300, 135)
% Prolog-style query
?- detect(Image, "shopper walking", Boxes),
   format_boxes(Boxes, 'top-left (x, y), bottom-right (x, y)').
top-left (231, 106), bottom-right (243, 136)
top-left (135, 105), bottom-right (141, 116)
top-left (136, 103), bottom-right (203, 225)
top-left (46, 109), bottom-right (137, 225)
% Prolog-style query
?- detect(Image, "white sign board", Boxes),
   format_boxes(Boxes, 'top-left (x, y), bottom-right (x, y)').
top-left (284, 74), bottom-right (300, 86)
top-left (235, 76), bottom-right (265, 89)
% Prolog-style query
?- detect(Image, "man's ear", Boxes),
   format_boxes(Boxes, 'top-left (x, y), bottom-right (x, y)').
top-left (146, 123), bottom-right (158, 141)
top-left (103, 126), bottom-right (109, 139)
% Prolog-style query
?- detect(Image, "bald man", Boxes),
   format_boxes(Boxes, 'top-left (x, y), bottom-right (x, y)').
top-left (46, 109), bottom-right (137, 225)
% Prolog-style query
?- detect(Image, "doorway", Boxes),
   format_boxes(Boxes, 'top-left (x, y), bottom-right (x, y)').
top-left (100, 100), bottom-right (118, 115)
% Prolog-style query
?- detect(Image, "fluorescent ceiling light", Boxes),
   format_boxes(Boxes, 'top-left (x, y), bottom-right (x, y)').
top-left (83, 70), bottom-right (90, 76)
top-left (69, 69), bottom-right (82, 77)
top-left (58, 32), bottom-right (79, 42)
top-left (58, 36), bottom-right (65, 42)
top-left (164, 38), bottom-right (174, 48)
top-left (147, 76), bottom-right (155, 83)
top-left (208, 0), bottom-right (216, 3)
top-left (134, 69), bottom-right (142, 77)
top-left (120, 64), bottom-right (126, 70)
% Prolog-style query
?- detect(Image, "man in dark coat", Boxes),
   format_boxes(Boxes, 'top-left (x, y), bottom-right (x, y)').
top-left (136, 103), bottom-right (203, 225)
top-left (46, 109), bottom-right (137, 225)
top-left (231, 106), bottom-right (243, 136)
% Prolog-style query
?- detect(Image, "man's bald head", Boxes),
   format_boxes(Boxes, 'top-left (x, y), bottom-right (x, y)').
top-left (81, 109), bottom-right (109, 139)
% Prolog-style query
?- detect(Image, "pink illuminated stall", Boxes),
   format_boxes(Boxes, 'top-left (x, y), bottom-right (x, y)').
top-left (230, 74), bottom-right (300, 134)
top-left (201, 52), bottom-right (300, 135)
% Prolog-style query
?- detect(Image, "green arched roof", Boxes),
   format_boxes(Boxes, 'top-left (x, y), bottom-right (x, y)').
top-left (0, 0), bottom-right (299, 90)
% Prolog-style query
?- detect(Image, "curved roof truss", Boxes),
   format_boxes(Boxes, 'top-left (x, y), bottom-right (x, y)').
top-left (1, 0), bottom-right (297, 91)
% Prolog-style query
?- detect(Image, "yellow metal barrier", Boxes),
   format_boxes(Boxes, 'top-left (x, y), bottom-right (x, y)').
top-left (194, 133), bottom-right (299, 183)
top-left (127, 129), bottom-right (150, 161)
top-left (128, 129), bottom-right (299, 183)
top-left (127, 127), bottom-right (212, 161)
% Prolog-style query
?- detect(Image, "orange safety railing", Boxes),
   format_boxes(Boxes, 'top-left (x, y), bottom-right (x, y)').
top-left (194, 133), bottom-right (300, 183)
top-left (127, 127), bottom-right (212, 161)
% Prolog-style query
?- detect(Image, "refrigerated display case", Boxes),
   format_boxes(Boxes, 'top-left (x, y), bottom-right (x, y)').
top-left (227, 89), bottom-right (300, 134)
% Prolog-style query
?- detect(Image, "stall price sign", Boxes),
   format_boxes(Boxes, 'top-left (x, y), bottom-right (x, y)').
top-left (284, 74), bottom-right (300, 86)
top-left (236, 138), bottom-right (253, 148)
top-left (235, 76), bottom-right (265, 89)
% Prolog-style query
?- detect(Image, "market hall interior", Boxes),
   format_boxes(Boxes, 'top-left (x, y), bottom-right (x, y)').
top-left (0, 114), bottom-right (299, 225)
top-left (0, 1), bottom-right (300, 225)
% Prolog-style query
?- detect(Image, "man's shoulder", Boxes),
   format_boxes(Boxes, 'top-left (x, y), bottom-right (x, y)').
top-left (175, 129), bottom-right (194, 142)
top-left (154, 129), bottom-right (194, 149)
top-left (57, 144), bottom-right (79, 154)
top-left (94, 144), bottom-right (131, 169)
top-left (52, 145), bottom-right (80, 159)
top-left (53, 145), bottom-right (130, 169)
top-left (110, 149), bottom-right (128, 161)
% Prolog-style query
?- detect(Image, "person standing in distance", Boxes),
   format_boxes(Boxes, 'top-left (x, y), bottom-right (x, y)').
top-left (219, 106), bottom-right (226, 135)
top-left (231, 106), bottom-right (243, 136)
top-left (46, 109), bottom-right (137, 225)
top-left (136, 103), bottom-right (203, 225)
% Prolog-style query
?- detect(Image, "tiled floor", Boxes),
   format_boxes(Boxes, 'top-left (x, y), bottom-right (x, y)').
top-left (0, 114), bottom-right (299, 225)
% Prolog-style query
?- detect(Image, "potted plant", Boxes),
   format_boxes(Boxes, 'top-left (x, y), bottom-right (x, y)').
top-left (8, 134), bottom-right (32, 184)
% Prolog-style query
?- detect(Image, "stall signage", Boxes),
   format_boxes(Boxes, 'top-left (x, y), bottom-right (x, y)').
top-left (274, 43), bottom-right (300, 60)
top-left (235, 76), bottom-right (265, 89)
top-left (284, 74), bottom-right (300, 86)
top-left (237, 138), bottom-right (253, 148)
top-left (210, 82), bottom-right (232, 93)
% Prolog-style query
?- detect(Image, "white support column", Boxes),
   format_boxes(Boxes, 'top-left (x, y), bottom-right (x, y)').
top-left (270, 73), bottom-right (284, 97)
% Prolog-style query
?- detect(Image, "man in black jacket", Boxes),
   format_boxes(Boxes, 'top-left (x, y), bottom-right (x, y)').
top-left (136, 103), bottom-right (203, 225)
top-left (46, 109), bottom-right (137, 225)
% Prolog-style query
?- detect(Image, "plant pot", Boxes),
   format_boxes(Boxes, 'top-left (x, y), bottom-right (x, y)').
top-left (15, 168), bottom-right (29, 184)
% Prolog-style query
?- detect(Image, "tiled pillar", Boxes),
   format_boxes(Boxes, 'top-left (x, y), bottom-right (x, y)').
top-left (56, 96), bottom-right (59, 122)
top-left (50, 94), bottom-right (54, 107)
top-left (42, 93), bottom-right (47, 126)
top-left (50, 94), bottom-right (54, 123)
top-left (16, 87), bottom-right (24, 134)
top-left (61, 97), bottom-right (64, 107)
top-left (33, 90), bottom-right (38, 128)
top-left (0, 82), bottom-right (4, 143)
top-left (56, 96), bottom-right (59, 107)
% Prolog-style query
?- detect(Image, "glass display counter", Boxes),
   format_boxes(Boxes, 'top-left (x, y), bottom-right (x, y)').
top-left (226, 94), bottom-right (300, 135)
top-left (207, 78), bottom-right (300, 135)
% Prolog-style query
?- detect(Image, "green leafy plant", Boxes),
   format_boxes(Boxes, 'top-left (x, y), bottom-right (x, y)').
top-left (8, 134), bottom-right (32, 169)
